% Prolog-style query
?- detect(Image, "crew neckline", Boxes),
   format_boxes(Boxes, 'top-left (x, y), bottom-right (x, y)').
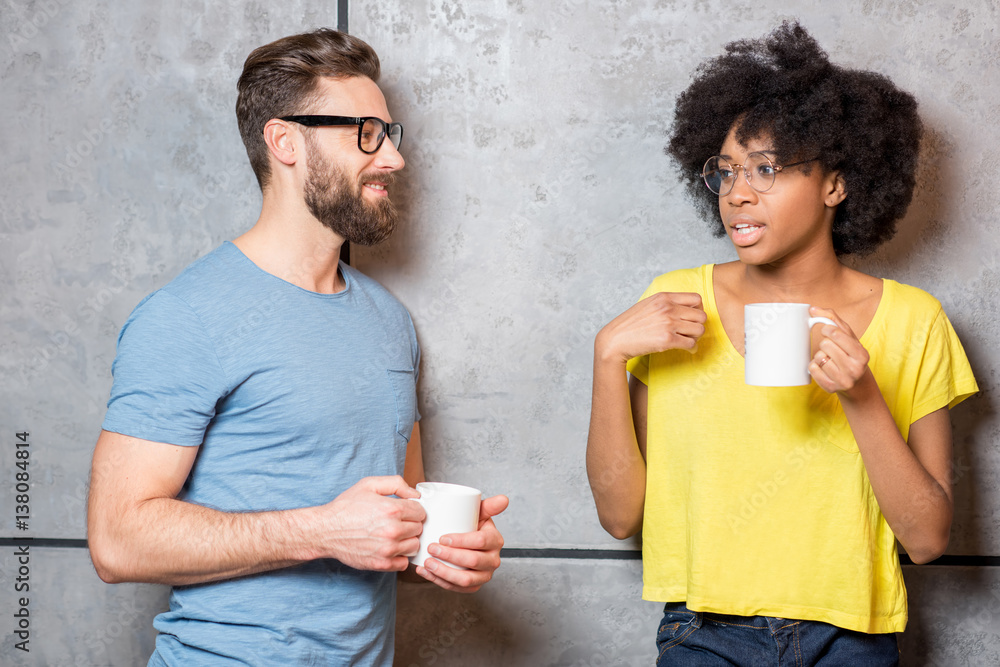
top-left (221, 240), bottom-right (352, 299)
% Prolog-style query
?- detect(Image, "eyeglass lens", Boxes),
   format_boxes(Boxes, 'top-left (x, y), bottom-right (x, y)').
top-left (360, 118), bottom-right (403, 153)
top-left (702, 153), bottom-right (778, 195)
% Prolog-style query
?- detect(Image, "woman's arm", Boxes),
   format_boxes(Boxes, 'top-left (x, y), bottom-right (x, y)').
top-left (839, 380), bottom-right (952, 563)
top-left (587, 357), bottom-right (650, 539)
top-left (809, 308), bottom-right (954, 563)
top-left (586, 292), bottom-right (706, 539)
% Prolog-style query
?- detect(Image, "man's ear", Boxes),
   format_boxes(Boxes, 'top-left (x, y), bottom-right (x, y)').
top-left (263, 119), bottom-right (299, 167)
top-left (825, 172), bottom-right (847, 208)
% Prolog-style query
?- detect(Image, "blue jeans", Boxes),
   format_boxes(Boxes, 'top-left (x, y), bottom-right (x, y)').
top-left (656, 603), bottom-right (899, 666)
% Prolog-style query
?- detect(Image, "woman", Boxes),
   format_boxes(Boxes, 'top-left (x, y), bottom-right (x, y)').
top-left (586, 22), bottom-right (978, 665)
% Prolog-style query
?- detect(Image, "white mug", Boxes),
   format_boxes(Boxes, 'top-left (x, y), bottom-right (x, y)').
top-left (410, 482), bottom-right (481, 569)
top-left (744, 303), bottom-right (836, 387)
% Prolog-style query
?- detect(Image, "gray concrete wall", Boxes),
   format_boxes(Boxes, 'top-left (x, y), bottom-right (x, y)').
top-left (1, 0), bottom-right (998, 664)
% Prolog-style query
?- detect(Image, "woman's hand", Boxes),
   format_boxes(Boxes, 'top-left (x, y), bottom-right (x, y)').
top-left (595, 292), bottom-right (706, 366)
top-left (808, 306), bottom-right (872, 395)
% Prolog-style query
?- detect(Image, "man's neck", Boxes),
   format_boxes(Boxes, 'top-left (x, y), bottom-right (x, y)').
top-left (233, 194), bottom-right (347, 294)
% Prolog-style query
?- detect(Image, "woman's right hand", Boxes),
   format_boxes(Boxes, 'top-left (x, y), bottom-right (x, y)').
top-left (595, 292), bottom-right (707, 365)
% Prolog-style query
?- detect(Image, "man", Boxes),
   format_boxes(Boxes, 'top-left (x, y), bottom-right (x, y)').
top-left (87, 28), bottom-right (507, 666)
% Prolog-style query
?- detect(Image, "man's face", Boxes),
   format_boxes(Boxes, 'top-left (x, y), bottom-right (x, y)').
top-left (301, 77), bottom-right (405, 246)
top-left (303, 139), bottom-right (398, 246)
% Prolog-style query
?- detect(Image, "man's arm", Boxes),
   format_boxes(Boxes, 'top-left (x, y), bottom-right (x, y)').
top-left (402, 421), bottom-right (426, 488)
top-left (87, 429), bottom-right (425, 585)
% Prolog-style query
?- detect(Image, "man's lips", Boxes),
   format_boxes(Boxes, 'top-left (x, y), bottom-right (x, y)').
top-left (361, 170), bottom-right (395, 197)
top-left (363, 181), bottom-right (389, 196)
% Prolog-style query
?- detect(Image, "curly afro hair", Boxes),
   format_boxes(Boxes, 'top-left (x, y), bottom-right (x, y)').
top-left (666, 21), bottom-right (922, 256)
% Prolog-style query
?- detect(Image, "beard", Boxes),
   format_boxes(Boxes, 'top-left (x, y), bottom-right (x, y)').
top-left (303, 145), bottom-right (398, 247)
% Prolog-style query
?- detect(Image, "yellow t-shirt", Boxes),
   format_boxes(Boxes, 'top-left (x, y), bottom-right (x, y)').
top-left (626, 265), bottom-right (978, 633)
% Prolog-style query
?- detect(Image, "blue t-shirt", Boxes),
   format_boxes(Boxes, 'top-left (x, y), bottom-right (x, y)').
top-left (102, 241), bottom-right (420, 666)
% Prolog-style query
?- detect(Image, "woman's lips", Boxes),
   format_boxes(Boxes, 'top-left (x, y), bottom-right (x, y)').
top-left (730, 222), bottom-right (764, 246)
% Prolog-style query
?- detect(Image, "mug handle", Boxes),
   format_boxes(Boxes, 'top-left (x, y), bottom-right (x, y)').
top-left (808, 316), bottom-right (837, 328)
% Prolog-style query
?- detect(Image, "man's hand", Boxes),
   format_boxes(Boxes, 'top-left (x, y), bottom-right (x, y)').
top-left (412, 494), bottom-right (508, 593)
top-left (319, 476), bottom-right (426, 572)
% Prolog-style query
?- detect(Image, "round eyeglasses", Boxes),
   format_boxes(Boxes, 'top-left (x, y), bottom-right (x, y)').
top-left (701, 152), bottom-right (817, 196)
top-left (280, 115), bottom-right (403, 154)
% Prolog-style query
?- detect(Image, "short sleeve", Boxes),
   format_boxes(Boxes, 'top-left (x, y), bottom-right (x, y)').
top-left (626, 354), bottom-right (650, 385)
top-left (910, 307), bottom-right (979, 422)
top-left (101, 290), bottom-right (229, 446)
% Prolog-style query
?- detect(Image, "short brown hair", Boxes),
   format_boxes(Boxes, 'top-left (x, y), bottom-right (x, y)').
top-left (236, 28), bottom-right (381, 189)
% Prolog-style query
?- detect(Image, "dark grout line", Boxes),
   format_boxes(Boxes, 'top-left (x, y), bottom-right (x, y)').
top-left (501, 548), bottom-right (642, 560)
top-left (0, 538), bottom-right (89, 549)
top-left (338, 0), bottom-right (349, 34)
top-left (3, 540), bottom-right (998, 566)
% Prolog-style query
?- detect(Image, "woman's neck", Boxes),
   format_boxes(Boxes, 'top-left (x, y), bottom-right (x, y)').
top-left (739, 260), bottom-right (849, 304)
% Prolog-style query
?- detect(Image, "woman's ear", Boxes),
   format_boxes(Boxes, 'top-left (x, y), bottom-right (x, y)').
top-left (263, 119), bottom-right (299, 167)
top-left (825, 172), bottom-right (847, 208)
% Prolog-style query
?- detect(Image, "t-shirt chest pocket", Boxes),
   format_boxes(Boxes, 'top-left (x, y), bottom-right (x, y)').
top-left (386, 368), bottom-right (417, 441)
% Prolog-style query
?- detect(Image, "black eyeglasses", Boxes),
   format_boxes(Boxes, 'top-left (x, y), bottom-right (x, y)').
top-left (280, 115), bottom-right (403, 154)
top-left (702, 152), bottom-right (818, 196)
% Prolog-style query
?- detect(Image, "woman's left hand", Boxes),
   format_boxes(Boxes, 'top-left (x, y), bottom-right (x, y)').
top-left (808, 306), bottom-right (872, 396)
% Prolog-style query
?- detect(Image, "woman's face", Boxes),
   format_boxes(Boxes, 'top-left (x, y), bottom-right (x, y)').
top-left (716, 126), bottom-right (845, 268)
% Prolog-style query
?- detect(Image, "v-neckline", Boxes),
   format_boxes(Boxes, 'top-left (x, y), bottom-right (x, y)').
top-left (705, 263), bottom-right (888, 360)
